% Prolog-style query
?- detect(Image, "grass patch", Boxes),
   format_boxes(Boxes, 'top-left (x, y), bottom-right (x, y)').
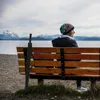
top-left (15, 84), bottom-right (100, 99)
top-left (15, 84), bottom-right (78, 96)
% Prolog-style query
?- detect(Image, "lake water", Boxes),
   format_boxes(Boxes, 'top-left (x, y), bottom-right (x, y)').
top-left (0, 40), bottom-right (100, 55)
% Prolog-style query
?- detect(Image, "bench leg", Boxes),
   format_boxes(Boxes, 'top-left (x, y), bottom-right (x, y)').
top-left (38, 78), bottom-right (43, 85)
top-left (25, 73), bottom-right (29, 90)
top-left (90, 79), bottom-right (96, 90)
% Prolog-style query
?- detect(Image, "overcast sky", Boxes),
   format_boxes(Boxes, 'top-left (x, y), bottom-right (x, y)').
top-left (0, 0), bottom-right (100, 37)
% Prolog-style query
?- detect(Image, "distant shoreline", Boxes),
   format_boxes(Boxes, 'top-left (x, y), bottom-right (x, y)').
top-left (1, 39), bottom-right (100, 41)
top-left (1, 35), bottom-right (100, 41)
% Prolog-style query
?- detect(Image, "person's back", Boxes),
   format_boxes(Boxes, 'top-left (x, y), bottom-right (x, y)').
top-left (52, 36), bottom-right (78, 47)
top-left (52, 23), bottom-right (87, 92)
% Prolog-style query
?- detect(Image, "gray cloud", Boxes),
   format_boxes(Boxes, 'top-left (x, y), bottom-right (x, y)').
top-left (0, 0), bottom-right (20, 17)
top-left (0, 17), bottom-right (46, 30)
top-left (76, 25), bottom-right (100, 29)
top-left (13, 18), bottom-right (46, 28)
top-left (59, 0), bottom-right (96, 19)
top-left (0, 0), bottom-right (100, 36)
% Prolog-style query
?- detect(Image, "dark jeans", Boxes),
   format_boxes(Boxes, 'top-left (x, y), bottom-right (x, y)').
top-left (77, 79), bottom-right (96, 88)
top-left (77, 80), bottom-right (81, 88)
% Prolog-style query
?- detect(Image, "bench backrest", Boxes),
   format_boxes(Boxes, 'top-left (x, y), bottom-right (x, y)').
top-left (17, 47), bottom-right (100, 77)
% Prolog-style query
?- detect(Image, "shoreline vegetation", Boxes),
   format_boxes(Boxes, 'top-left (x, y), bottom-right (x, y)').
top-left (0, 54), bottom-right (100, 100)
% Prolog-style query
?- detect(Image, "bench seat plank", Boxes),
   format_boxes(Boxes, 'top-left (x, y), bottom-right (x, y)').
top-left (18, 53), bottom-right (100, 60)
top-left (18, 60), bottom-right (100, 68)
top-left (17, 47), bottom-right (100, 53)
top-left (65, 69), bottom-right (100, 75)
top-left (19, 67), bottom-right (100, 76)
top-left (19, 67), bottom-right (61, 74)
top-left (17, 47), bottom-right (60, 53)
top-left (64, 48), bottom-right (99, 53)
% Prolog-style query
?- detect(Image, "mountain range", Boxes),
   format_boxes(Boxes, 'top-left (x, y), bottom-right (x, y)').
top-left (0, 30), bottom-right (19, 40)
top-left (0, 30), bottom-right (100, 41)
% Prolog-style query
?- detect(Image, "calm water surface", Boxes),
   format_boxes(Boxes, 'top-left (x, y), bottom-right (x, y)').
top-left (0, 40), bottom-right (100, 54)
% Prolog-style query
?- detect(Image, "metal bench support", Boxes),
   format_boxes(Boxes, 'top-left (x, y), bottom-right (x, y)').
top-left (60, 48), bottom-right (65, 77)
top-left (24, 34), bottom-right (32, 90)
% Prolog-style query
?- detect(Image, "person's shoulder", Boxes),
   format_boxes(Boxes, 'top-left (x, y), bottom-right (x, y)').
top-left (52, 36), bottom-right (76, 42)
top-left (66, 37), bottom-right (77, 45)
top-left (71, 38), bottom-right (76, 42)
top-left (70, 38), bottom-right (77, 44)
top-left (52, 37), bottom-right (60, 42)
top-left (67, 37), bottom-right (76, 42)
top-left (63, 36), bottom-right (75, 42)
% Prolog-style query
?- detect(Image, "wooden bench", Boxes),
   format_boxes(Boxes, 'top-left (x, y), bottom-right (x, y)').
top-left (17, 34), bottom-right (100, 90)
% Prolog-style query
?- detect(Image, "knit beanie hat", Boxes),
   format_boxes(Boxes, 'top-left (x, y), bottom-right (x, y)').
top-left (60, 23), bottom-right (74, 34)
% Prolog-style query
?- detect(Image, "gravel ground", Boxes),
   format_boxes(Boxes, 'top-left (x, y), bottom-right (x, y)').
top-left (0, 54), bottom-right (99, 100)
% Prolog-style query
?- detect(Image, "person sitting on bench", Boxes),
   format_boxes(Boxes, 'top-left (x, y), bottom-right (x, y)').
top-left (52, 23), bottom-right (87, 92)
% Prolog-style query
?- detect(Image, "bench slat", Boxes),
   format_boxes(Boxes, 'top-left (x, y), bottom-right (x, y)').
top-left (32, 54), bottom-right (100, 60)
top-left (17, 47), bottom-right (60, 53)
top-left (17, 47), bottom-right (25, 52)
top-left (18, 53), bottom-right (100, 60)
top-left (64, 54), bottom-right (100, 60)
top-left (19, 67), bottom-right (100, 76)
top-left (18, 60), bottom-right (100, 68)
top-left (19, 67), bottom-right (61, 74)
top-left (18, 60), bottom-right (61, 67)
top-left (65, 69), bottom-right (100, 76)
top-left (65, 61), bottom-right (100, 68)
top-left (17, 47), bottom-right (100, 53)
top-left (64, 48), bottom-right (100, 53)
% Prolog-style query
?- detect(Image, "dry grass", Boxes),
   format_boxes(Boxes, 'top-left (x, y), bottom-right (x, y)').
top-left (14, 84), bottom-right (100, 100)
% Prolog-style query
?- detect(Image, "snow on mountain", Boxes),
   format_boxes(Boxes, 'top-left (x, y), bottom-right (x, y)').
top-left (36, 34), bottom-right (60, 39)
top-left (3, 30), bottom-right (19, 37)
top-left (0, 30), bottom-right (19, 40)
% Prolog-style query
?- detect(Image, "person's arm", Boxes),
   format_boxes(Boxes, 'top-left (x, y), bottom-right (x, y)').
top-left (52, 40), bottom-right (56, 47)
top-left (71, 40), bottom-right (81, 62)
top-left (71, 40), bottom-right (78, 47)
